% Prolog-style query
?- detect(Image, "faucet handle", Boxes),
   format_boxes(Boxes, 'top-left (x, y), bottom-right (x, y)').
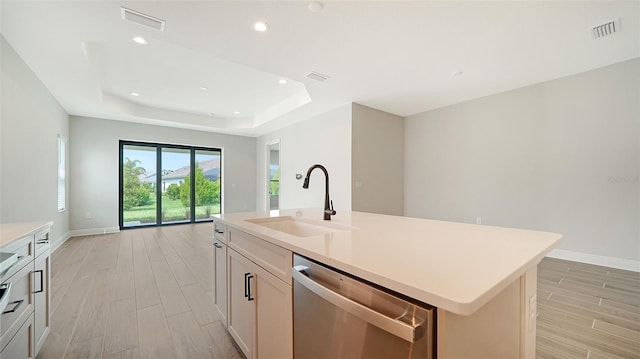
top-left (326, 200), bottom-right (336, 216)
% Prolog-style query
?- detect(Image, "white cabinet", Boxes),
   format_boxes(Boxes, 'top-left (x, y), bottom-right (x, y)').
top-left (1, 313), bottom-right (34, 359)
top-left (33, 247), bottom-right (51, 354)
top-left (213, 239), bottom-right (228, 326)
top-left (254, 260), bottom-right (292, 359)
top-left (213, 220), bottom-right (228, 327)
top-left (225, 228), bottom-right (293, 359)
top-left (0, 222), bottom-right (51, 359)
top-left (228, 248), bottom-right (256, 358)
top-left (1, 260), bottom-right (34, 352)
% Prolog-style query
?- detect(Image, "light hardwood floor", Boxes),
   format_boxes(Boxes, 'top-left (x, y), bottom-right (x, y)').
top-left (38, 224), bottom-right (639, 359)
top-left (37, 223), bottom-right (243, 359)
top-left (537, 257), bottom-right (640, 359)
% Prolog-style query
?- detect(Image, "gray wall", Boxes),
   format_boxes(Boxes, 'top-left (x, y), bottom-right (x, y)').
top-left (352, 103), bottom-right (404, 215)
top-left (1, 35), bottom-right (70, 243)
top-left (405, 59), bottom-right (639, 262)
top-left (70, 116), bottom-right (256, 233)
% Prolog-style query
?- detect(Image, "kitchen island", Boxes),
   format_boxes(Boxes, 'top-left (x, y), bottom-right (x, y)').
top-left (213, 209), bottom-right (561, 359)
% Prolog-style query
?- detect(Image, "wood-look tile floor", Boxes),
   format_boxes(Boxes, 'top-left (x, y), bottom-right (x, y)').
top-left (537, 257), bottom-right (640, 359)
top-left (37, 223), bottom-right (244, 359)
top-left (38, 224), bottom-right (639, 359)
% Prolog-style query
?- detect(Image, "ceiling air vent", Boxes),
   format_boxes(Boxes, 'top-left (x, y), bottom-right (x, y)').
top-left (306, 71), bottom-right (330, 82)
top-left (121, 7), bottom-right (166, 32)
top-left (592, 18), bottom-right (620, 39)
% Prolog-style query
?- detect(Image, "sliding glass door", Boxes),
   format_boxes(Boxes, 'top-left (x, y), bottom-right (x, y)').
top-left (161, 147), bottom-right (191, 224)
top-left (122, 144), bottom-right (158, 226)
top-left (194, 149), bottom-right (221, 220)
top-left (120, 141), bottom-right (222, 229)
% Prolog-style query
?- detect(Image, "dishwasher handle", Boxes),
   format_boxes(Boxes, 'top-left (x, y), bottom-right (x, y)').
top-left (292, 265), bottom-right (422, 343)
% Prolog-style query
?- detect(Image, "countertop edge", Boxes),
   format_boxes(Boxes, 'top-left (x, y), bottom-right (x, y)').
top-left (0, 221), bottom-right (54, 249)
top-left (215, 211), bottom-right (561, 316)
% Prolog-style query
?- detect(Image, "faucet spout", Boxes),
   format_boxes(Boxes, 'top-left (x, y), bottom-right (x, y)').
top-left (302, 164), bottom-right (336, 220)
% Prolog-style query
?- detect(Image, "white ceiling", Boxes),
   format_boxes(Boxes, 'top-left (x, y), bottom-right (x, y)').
top-left (1, 1), bottom-right (638, 137)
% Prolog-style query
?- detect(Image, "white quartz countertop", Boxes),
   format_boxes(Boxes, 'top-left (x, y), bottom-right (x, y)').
top-left (215, 209), bottom-right (561, 316)
top-left (0, 221), bottom-right (53, 248)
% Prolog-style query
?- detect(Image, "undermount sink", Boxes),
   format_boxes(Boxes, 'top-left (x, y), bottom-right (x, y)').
top-left (247, 216), bottom-right (354, 237)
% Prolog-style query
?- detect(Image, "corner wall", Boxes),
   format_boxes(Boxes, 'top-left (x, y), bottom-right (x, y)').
top-left (405, 59), bottom-right (640, 267)
top-left (0, 35), bottom-right (70, 245)
top-left (69, 116), bottom-right (257, 234)
top-left (352, 103), bottom-right (404, 215)
top-left (256, 105), bottom-right (352, 212)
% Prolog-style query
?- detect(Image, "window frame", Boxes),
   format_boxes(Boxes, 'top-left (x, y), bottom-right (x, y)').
top-left (57, 134), bottom-right (67, 212)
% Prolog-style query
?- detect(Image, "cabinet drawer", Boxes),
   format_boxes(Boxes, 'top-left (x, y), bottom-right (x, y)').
top-left (0, 263), bottom-right (34, 350)
top-left (213, 220), bottom-right (227, 244)
top-left (0, 235), bottom-right (34, 282)
top-left (34, 229), bottom-right (50, 258)
top-left (228, 228), bottom-right (292, 284)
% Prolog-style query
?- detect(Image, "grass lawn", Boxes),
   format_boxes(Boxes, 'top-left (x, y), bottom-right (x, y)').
top-left (123, 195), bottom-right (220, 223)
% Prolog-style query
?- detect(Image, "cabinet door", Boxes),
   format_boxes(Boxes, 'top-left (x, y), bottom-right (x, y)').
top-left (213, 240), bottom-right (228, 327)
top-left (255, 264), bottom-right (293, 359)
top-left (1, 262), bottom-right (34, 350)
top-left (0, 312), bottom-right (34, 358)
top-left (34, 251), bottom-right (50, 355)
top-left (227, 248), bottom-right (255, 359)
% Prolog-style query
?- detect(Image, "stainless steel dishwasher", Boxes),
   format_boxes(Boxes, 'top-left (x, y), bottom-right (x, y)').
top-left (292, 254), bottom-right (435, 359)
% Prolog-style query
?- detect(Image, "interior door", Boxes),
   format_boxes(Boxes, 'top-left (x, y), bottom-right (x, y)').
top-left (266, 141), bottom-right (280, 210)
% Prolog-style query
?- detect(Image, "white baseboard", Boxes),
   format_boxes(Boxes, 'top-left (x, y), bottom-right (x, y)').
top-left (68, 227), bottom-right (120, 238)
top-left (51, 231), bottom-right (71, 253)
top-left (546, 249), bottom-right (640, 273)
top-left (51, 227), bottom-right (120, 252)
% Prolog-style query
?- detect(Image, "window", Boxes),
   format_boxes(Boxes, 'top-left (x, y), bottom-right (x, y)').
top-left (57, 135), bottom-right (66, 212)
top-left (119, 141), bottom-right (222, 229)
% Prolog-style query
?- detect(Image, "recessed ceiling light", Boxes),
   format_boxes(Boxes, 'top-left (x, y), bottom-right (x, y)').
top-left (308, 2), bottom-right (324, 13)
top-left (200, 86), bottom-right (208, 91)
top-left (254, 21), bottom-right (269, 32)
top-left (131, 92), bottom-right (140, 97)
top-left (234, 111), bottom-right (240, 115)
top-left (451, 70), bottom-right (464, 76)
top-left (279, 79), bottom-right (287, 84)
top-left (132, 36), bottom-right (147, 45)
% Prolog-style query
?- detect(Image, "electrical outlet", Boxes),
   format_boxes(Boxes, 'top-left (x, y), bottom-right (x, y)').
top-left (529, 294), bottom-right (537, 331)
top-left (476, 217), bottom-right (482, 225)
top-left (85, 212), bottom-right (92, 219)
